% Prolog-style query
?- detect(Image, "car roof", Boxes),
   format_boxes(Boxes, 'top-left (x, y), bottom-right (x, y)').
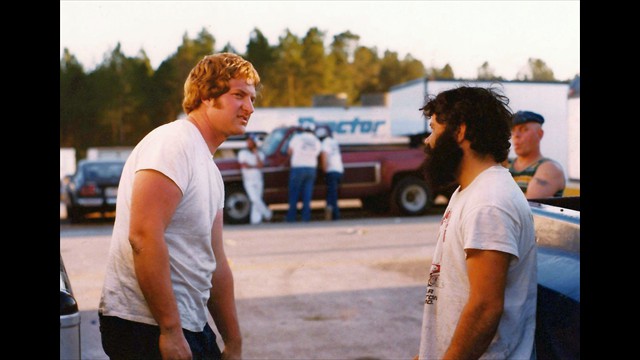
top-left (78, 159), bottom-right (126, 165)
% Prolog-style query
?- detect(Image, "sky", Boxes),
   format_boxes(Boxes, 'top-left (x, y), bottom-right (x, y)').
top-left (60, 1), bottom-right (580, 81)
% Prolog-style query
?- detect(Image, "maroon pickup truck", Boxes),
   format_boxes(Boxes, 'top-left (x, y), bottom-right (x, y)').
top-left (216, 126), bottom-right (440, 224)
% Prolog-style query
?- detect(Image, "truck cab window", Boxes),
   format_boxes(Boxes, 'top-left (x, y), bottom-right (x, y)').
top-left (261, 128), bottom-right (287, 157)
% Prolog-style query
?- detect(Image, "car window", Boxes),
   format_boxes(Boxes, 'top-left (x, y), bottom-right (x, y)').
top-left (83, 163), bottom-right (124, 181)
top-left (280, 132), bottom-right (298, 156)
top-left (261, 128), bottom-right (287, 157)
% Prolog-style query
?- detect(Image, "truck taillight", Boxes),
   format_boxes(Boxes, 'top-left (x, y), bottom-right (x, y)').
top-left (79, 183), bottom-right (99, 196)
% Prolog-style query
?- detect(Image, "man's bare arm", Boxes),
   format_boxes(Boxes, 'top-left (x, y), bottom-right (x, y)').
top-left (129, 169), bottom-right (191, 360)
top-left (319, 151), bottom-right (328, 172)
top-left (443, 249), bottom-right (511, 360)
top-left (526, 160), bottom-right (566, 198)
top-left (208, 211), bottom-right (242, 360)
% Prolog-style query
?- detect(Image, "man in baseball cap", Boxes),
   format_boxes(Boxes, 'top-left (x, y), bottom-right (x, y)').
top-left (507, 110), bottom-right (566, 198)
top-left (512, 110), bottom-right (545, 126)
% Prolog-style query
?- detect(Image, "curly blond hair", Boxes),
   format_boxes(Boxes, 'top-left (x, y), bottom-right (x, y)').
top-left (182, 53), bottom-right (261, 114)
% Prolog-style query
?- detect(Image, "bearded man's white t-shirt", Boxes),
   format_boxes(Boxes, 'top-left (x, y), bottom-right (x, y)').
top-left (418, 165), bottom-right (537, 360)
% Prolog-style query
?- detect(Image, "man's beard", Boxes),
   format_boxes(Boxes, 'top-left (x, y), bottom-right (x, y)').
top-left (422, 129), bottom-right (464, 193)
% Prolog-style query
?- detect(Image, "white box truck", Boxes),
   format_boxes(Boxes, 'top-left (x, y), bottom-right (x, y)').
top-left (243, 105), bottom-right (409, 146)
top-left (86, 146), bottom-right (134, 161)
top-left (240, 79), bottom-right (573, 175)
top-left (388, 79), bottom-right (572, 174)
top-left (60, 147), bottom-right (76, 181)
top-left (567, 76), bottom-right (580, 182)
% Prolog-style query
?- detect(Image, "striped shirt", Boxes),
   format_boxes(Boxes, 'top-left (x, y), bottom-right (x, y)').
top-left (508, 157), bottom-right (564, 197)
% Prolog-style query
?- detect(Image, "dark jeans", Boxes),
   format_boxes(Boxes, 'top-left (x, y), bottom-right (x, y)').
top-left (325, 171), bottom-right (343, 220)
top-left (286, 167), bottom-right (317, 222)
top-left (99, 313), bottom-right (222, 360)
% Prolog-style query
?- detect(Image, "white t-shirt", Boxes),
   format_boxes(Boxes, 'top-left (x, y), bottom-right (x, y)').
top-left (321, 137), bottom-right (344, 174)
top-left (418, 165), bottom-right (537, 360)
top-left (288, 131), bottom-right (321, 168)
top-left (237, 148), bottom-right (265, 183)
top-left (99, 119), bottom-right (225, 332)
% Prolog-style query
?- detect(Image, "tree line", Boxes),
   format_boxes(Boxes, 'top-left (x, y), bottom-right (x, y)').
top-left (60, 26), bottom-right (563, 156)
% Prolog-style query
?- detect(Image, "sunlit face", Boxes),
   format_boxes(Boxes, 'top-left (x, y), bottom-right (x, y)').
top-left (510, 122), bottom-right (542, 156)
top-left (424, 114), bottom-right (445, 149)
top-left (207, 78), bottom-right (256, 137)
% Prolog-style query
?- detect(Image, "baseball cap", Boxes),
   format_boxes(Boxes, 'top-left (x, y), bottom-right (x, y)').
top-left (315, 126), bottom-right (329, 138)
top-left (301, 121), bottom-right (316, 131)
top-left (513, 111), bottom-right (545, 126)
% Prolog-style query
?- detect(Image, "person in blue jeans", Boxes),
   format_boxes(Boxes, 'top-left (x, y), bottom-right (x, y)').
top-left (316, 126), bottom-right (344, 220)
top-left (286, 122), bottom-right (322, 222)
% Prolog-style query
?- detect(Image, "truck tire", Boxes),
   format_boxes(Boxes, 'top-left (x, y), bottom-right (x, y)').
top-left (392, 176), bottom-right (432, 216)
top-left (224, 184), bottom-right (251, 224)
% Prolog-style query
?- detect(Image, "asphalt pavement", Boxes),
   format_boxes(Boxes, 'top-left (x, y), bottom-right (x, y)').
top-left (61, 202), bottom-right (444, 360)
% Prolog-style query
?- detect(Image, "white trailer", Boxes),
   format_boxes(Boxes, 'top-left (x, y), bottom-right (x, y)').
top-left (389, 79), bottom-right (572, 175)
top-left (60, 147), bottom-right (76, 180)
top-left (86, 146), bottom-right (134, 161)
top-left (566, 76), bottom-right (580, 182)
top-left (244, 106), bottom-right (408, 146)
top-left (208, 78), bottom-right (575, 180)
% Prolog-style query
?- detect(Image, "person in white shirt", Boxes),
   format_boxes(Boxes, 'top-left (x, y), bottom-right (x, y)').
top-left (415, 86), bottom-right (537, 360)
top-left (99, 53), bottom-right (259, 360)
top-left (285, 121), bottom-right (322, 222)
top-left (316, 126), bottom-right (344, 220)
top-left (237, 134), bottom-right (272, 224)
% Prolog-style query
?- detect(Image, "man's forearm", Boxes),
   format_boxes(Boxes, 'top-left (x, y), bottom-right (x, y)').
top-left (443, 303), bottom-right (502, 359)
top-left (208, 262), bottom-right (242, 354)
top-left (131, 233), bottom-right (182, 331)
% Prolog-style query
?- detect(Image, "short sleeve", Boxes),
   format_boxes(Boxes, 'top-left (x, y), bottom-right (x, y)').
top-left (132, 125), bottom-right (192, 195)
top-left (461, 205), bottom-right (520, 259)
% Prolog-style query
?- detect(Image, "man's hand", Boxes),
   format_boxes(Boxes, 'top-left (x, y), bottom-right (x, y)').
top-left (221, 339), bottom-right (242, 360)
top-left (159, 328), bottom-right (192, 360)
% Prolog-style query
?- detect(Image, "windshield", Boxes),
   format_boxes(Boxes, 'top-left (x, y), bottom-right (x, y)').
top-left (261, 128), bottom-right (288, 157)
top-left (82, 162), bottom-right (125, 181)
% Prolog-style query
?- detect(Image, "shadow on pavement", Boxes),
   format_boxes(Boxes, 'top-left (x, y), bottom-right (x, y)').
top-left (233, 285), bottom-right (425, 360)
top-left (80, 285), bottom-right (426, 360)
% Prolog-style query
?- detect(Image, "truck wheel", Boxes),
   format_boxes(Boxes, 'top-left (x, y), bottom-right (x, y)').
top-left (224, 185), bottom-right (251, 224)
top-left (392, 177), bottom-right (432, 216)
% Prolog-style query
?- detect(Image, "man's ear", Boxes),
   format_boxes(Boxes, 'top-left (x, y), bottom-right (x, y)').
top-left (456, 124), bottom-right (466, 143)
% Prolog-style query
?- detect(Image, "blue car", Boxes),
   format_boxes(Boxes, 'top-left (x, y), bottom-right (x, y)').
top-left (62, 159), bottom-right (125, 223)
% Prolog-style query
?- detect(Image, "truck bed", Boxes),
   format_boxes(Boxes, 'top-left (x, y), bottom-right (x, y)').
top-left (529, 197), bottom-right (580, 360)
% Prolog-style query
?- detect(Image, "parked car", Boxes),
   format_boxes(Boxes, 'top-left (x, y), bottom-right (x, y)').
top-left (60, 253), bottom-right (81, 359)
top-left (62, 159), bottom-right (125, 223)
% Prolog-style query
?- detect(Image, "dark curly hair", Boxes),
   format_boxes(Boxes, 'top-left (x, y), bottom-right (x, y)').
top-left (420, 84), bottom-right (513, 163)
